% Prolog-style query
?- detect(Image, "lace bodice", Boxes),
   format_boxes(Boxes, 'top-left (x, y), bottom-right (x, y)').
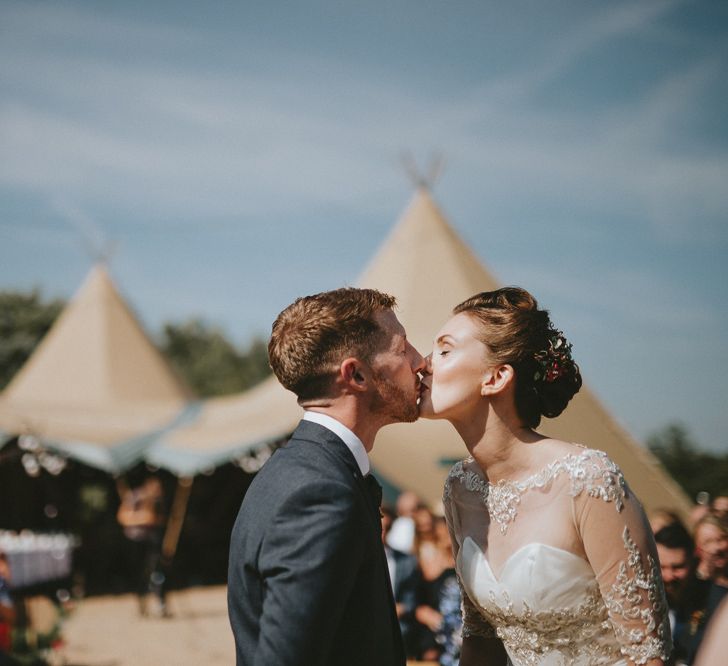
top-left (443, 448), bottom-right (671, 665)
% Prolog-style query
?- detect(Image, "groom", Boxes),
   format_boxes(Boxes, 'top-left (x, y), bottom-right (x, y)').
top-left (228, 287), bottom-right (425, 666)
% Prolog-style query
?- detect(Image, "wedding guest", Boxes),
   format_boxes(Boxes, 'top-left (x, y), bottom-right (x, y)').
top-left (679, 514), bottom-right (728, 663)
top-left (116, 475), bottom-right (169, 617)
top-left (415, 516), bottom-right (462, 666)
top-left (694, 513), bottom-right (728, 582)
top-left (688, 502), bottom-right (710, 532)
top-left (654, 523), bottom-right (693, 664)
top-left (387, 491), bottom-right (419, 554)
top-left (414, 504), bottom-right (441, 582)
top-left (381, 506), bottom-right (420, 658)
top-left (712, 492), bottom-right (728, 521)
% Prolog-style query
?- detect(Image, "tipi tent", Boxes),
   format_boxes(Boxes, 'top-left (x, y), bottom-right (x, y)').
top-left (359, 189), bottom-right (692, 517)
top-left (0, 265), bottom-right (195, 473)
top-left (147, 188), bottom-right (692, 518)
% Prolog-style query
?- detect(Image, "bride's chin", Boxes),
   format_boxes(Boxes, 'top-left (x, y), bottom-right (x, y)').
top-left (417, 398), bottom-right (442, 420)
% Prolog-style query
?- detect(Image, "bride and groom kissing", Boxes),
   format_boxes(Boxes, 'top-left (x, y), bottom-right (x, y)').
top-left (228, 287), bottom-right (672, 666)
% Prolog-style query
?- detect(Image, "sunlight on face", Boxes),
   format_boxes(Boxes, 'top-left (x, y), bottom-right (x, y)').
top-left (419, 312), bottom-right (491, 421)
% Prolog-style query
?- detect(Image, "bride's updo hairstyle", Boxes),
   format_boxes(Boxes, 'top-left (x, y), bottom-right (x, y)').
top-left (453, 287), bottom-right (582, 428)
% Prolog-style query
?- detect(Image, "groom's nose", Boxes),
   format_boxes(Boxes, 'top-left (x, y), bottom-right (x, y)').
top-left (423, 353), bottom-right (433, 373)
top-left (409, 343), bottom-right (425, 374)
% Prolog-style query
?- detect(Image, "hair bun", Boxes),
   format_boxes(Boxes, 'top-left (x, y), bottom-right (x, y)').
top-left (537, 362), bottom-right (582, 418)
top-left (532, 328), bottom-right (582, 418)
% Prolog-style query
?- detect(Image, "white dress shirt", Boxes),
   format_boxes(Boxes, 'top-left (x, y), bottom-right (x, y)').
top-left (302, 411), bottom-right (370, 476)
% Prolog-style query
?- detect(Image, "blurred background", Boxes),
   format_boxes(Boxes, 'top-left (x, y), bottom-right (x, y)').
top-left (0, 1), bottom-right (726, 664)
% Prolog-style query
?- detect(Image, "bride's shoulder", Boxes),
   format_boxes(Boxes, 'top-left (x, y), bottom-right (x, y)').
top-left (557, 445), bottom-right (629, 509)
top-left (443, 457), bottom-right (488, 503)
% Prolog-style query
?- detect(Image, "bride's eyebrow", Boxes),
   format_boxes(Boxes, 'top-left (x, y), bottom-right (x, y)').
top-left (435, 334), bottom-right (455, 345)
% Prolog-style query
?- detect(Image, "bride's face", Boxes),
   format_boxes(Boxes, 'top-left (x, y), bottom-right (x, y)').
top-left (419, 312), bottom-right (492, 420)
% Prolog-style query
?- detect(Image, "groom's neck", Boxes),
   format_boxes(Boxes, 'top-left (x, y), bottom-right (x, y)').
top-left (303, 399), bottom-right (382, 452)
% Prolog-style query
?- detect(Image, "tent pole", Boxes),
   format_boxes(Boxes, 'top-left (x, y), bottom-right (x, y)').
top-left (161, 476), bottom-right (194, 565)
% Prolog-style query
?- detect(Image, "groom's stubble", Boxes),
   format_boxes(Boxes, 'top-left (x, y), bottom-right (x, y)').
top-left (369, 367), bottom-right (419, 424)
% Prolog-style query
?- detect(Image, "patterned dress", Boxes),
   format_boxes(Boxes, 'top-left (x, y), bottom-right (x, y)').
top-left (443, 448), bottom-right (672, 665)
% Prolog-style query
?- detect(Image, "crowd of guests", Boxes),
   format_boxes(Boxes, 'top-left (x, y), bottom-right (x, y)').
top-left (380, 489), bottom-right (728, 666)
top-left (650, 493), bottom-right (728, 665)
top-left (380, 491), bottom-right (462, 665)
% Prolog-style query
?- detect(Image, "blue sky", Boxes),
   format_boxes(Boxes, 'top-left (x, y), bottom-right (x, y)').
top-left (1, 0), bottom-right (727, 454)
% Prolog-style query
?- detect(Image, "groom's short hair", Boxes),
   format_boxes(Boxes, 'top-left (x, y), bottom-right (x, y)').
top-left (268, 287), bottom-right (397, 400)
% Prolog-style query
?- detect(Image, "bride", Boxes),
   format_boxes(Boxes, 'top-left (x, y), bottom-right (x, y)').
top-left (418, 287), bottom-right (671, 666)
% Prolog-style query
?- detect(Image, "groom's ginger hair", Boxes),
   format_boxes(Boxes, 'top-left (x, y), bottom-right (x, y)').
top-left (268, 287), bottom-right (397, 401)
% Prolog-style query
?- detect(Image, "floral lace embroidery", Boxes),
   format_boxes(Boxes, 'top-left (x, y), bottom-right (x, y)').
top-left (467, 530), bottom-right (670, 665)
top-left (484, 584), bottom-right (620, 665)
top-left (445, 449), bottom-right (627, 534)
top-left (443, 459), bottom-right (488, 503)
top-left (604, 526), bottom-right (672, 664)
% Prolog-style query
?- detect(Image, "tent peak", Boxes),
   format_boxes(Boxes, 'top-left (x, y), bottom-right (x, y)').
top-left (400, 151), bottom-right (444, 192)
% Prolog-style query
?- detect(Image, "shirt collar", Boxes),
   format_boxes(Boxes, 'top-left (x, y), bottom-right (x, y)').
top-left (303, 411), bottom-right (370, 476)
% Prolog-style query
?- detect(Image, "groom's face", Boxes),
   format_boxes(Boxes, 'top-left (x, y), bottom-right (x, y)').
top-left (367, 310), bottom-right (424, 423)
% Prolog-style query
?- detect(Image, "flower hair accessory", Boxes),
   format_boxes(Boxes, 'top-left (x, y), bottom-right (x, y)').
top-left (533, 330), bottom-right (573, 383)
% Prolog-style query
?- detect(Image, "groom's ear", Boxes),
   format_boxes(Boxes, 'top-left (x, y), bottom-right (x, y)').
top-left (480, 364), bottom-right (514, 396)
top-left (340, 358), bottom-right (368, 392)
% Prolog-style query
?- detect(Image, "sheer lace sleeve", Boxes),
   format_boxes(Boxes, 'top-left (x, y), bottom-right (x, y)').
top-left (572, 451), bottom-right (672, 665)
top-left (444, 463), bottom-right (496, 639)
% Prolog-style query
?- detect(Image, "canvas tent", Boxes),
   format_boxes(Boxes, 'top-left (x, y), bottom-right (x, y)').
top-left (145, 376), bottom-right (300, 477)
top-left (0, 265), bottom-right (195, 473)
top-left (359, 189), bottom-right (692, 518)
top-left (147, 188), bottom-right (692, 519)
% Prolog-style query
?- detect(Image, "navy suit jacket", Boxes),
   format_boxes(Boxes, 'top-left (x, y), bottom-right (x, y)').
top-left (228, 420), bottom-right (405, 666)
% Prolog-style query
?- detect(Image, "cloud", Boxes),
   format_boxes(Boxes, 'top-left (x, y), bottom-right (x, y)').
top-left (462, 0), bottom-right (686, 108)
top-left (0, 0), bottom-right (725, 248)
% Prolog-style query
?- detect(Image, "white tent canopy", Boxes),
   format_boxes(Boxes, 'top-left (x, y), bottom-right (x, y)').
top-left (0, 265), bottom-right (195, 473)
top-left (145, 188), bottom-right (692, 519)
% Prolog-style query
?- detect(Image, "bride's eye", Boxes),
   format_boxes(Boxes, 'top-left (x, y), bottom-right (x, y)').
top-left (439, 350), bottom-right (449, 356)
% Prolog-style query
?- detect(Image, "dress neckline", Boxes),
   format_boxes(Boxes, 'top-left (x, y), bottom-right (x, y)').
top-left (448, 447), bottom-right (624, 534)
top-left (462, 444), bottom-right (590, 488)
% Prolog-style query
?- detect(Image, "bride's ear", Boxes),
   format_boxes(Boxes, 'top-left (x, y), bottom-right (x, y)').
top-left (480, 364), bottom-right (515, 396)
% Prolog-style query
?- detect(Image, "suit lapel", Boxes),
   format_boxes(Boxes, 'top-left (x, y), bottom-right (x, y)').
top-left (290, 420), bottom-right (404, 662)
top-left (291, 420), bottom-right (382, 529)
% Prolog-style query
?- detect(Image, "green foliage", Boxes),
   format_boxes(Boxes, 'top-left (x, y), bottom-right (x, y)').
top-left (648, 423), bottom-right (728, 502)
top-left (160, 319), bottom-right (270, 397)
top-left (0, 289), bottom-right (269, 398)
top-left (0, 289), bottom-right (64, 390)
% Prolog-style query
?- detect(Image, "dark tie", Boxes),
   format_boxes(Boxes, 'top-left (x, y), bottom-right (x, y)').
top-left (365, 473), bottom-right (383, 513)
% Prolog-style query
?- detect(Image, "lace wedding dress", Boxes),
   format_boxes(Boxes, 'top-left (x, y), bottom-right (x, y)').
top-left (443, 447), bottom-right (672, 665)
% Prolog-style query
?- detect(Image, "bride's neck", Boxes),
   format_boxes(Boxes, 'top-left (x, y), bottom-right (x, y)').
top-left (454, 403), bottom-right (543, 484)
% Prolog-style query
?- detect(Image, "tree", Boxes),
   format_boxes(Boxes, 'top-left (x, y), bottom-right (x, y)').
top-left (160, 319), bottom-right (270, 396)
top-left (648, 423), bottom-right (728, 502)
top-left (0, 289), bottom-right (270, 398)
top-left (0, 290), bottom-right (64, 390)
